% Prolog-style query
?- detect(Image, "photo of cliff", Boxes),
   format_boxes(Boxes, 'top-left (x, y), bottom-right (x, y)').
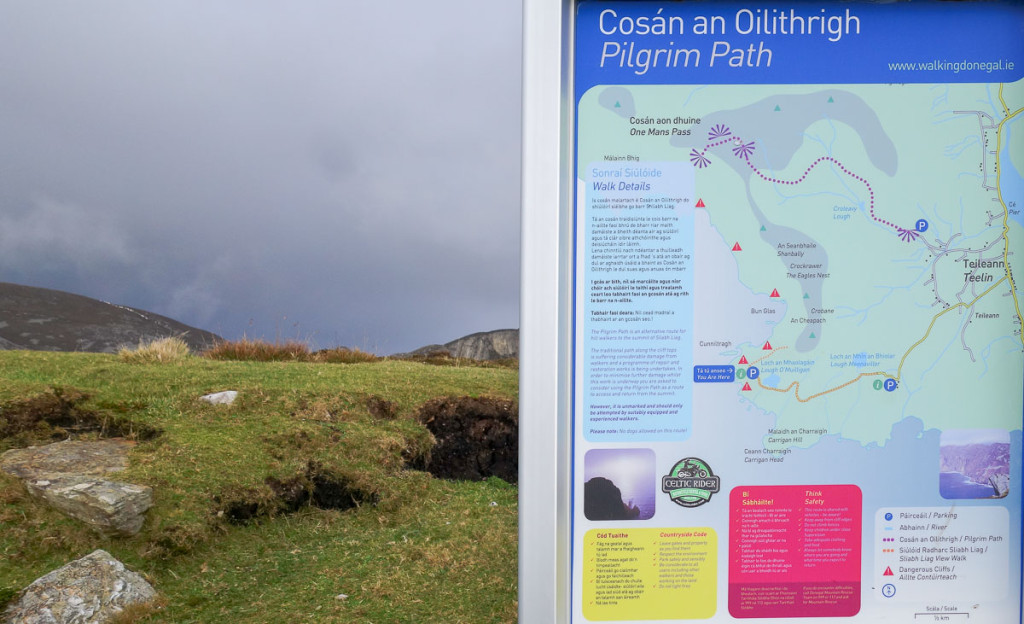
top-left (939, 429), bottom-right (1011, 499)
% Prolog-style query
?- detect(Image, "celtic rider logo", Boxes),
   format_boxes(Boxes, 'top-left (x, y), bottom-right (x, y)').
top-left (661, 457), bottom-right (720, 508)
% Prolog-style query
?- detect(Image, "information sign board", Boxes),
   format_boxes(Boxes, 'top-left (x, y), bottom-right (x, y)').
top-left (520, 1), bottom-right (1024, 622)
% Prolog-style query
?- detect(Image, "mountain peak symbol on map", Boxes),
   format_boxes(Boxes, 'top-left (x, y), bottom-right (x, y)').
top-left (760, 225), bottom-right (767, 232)
top-left (738, 355), bottom-right (749, 364)
top-left (742, 382), bottom-right (752, 391)
top-left (696, 198), bottom-right (706, 208)
top-left (732, 242), bottom-right (742, 251)
top-left (614, 101), bottom-right (621, 108)
top-left (770, 288), bottom-right (780, 297)
top-left (804, 293), bottom-right (810, 299)
top-left (763, 341), bottom-right (773, 350)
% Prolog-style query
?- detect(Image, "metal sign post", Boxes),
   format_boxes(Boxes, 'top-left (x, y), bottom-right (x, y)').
top-left (521, 2), bottom-right (1024, 622)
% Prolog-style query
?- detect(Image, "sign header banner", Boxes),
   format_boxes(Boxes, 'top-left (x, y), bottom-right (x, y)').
top-left (575, 1), bottom-right (1024, 89)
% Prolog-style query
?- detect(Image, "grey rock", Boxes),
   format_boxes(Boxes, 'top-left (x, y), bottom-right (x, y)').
top-left (24, 475), bottom-right (153, 537)
top-left (0, 440), bottom-right (132, 479)
top-left (200, 390), bottom-right (238, 405)
top-left (2, 549), bottom-right (157, 624)
top-left (0, 440), bottom-right (152, 536)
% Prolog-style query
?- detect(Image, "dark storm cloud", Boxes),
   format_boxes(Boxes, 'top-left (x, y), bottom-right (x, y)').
top-left (0, 1), bottom-right (522, 353)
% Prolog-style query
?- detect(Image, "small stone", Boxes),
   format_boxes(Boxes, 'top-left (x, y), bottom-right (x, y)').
top-left (200, 390), bottom-right (238, 405)
top-left (335, 594), bottom-right (349, 601)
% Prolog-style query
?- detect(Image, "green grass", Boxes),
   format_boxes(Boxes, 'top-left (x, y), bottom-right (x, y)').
top-left (0, 350), bottom-right (518, 623)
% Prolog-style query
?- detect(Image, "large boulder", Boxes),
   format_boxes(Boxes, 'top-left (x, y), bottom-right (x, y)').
top-left (2, 549), bottom-right (157, 624)
top-left (0, 440), bottom-right (132, 479)
top-left (0, 440), bottom-right (152, 536)
top-left (21, 475), bottom-right (153, 537)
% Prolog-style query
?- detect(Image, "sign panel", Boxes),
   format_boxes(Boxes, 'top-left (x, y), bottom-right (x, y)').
top-left (568, 2), bottom-right (1024, 622)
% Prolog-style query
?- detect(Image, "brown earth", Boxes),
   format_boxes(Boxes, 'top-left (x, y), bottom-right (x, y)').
top-left (413, 396), bottom-right (518, 484)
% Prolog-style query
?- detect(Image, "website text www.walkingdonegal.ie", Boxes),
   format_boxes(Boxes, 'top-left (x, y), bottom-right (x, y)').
top-left (888, 59), bottom-right (1016, 74)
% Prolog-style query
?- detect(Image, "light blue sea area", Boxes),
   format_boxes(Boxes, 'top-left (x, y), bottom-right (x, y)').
top-left (1002, 116), bottom-right (1024, 228)
top-left (939, 471), bottom-right (999, 499)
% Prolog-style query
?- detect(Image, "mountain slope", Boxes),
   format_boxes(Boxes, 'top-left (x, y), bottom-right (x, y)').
top-left (0, 282), bottom-right (220, 353)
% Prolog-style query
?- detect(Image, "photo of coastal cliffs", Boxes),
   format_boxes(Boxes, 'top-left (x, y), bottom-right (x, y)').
top-left (939, 429), bottom-right (1011, 499)
top-left (583, 448), bottom-right (656, 521)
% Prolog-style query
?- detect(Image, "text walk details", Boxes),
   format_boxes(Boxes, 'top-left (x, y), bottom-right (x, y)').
top-left (583, 161), bottom-right (694, 443)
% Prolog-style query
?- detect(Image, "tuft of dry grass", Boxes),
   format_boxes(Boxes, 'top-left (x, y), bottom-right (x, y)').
top-left (202, 338), bottom-right (310, 362)
top-left (311, 347), bottom-right (378, 364)
top-left (202, 340), bottom-right (380, 364)
top-left (118, 337), bottom-right (192, 364)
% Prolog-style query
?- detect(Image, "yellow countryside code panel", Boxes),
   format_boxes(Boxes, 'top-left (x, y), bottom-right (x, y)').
top-left (582, 527), bottom-right (717, 620)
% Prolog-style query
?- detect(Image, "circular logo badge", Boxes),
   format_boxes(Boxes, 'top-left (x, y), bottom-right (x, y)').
top-left (661, 457), bottom-right (721, 508)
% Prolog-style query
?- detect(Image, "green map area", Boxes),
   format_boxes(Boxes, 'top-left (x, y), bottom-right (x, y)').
top-left (578, 81), bottom-right (1024, 448)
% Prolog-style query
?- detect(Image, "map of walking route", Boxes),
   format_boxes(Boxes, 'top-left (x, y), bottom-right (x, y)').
top-left (578, 81), bottom-right (1024, 450)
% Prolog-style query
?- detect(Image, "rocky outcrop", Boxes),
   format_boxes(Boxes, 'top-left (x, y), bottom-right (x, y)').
top-left (0, 440), bottom-right (152, 536)
top-left (0, 281), bottom-right (220, 353)
top-left (403, 329), bottom-right (518, 361)
top-left (2, 549), bottom-right (157, 623)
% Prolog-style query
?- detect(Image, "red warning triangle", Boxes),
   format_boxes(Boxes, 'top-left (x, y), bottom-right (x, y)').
top-left (770, 288), bottom-right (780, 297)
top-left (763, 341), bottom-right (773, 350)
top-left (883, 566), bottom-right (894, 576)
top-left (732, 242), bottom-right (742, 251)
top-left (738, 355), bottom-right (749, 364)
top-left (695, 198), bottom-right (705, 208)
top-left (742, 382), bottom-right (752, 391)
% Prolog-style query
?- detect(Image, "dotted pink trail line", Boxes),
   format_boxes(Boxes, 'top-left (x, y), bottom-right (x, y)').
top-left (696, 134), bottom-right (900, 233)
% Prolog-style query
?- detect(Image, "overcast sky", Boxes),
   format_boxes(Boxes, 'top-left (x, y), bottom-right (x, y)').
top-left (0, 1), bottom-right (522, 354)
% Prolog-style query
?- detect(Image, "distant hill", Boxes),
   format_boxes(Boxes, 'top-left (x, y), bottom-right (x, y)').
top-left (402, 328), bottom-right (519, 361)
top-left (0, 282), bottom-right (221, 353)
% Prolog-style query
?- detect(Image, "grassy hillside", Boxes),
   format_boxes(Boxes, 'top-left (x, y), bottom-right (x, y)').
top-left (0, 350), bottom-right (518, 623)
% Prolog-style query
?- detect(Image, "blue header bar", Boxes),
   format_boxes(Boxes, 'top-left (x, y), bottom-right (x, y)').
top-left (575, 1), bottom-right (1024, 93)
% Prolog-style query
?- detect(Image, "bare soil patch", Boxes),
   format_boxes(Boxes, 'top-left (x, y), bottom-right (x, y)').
top-left (413, 396), bottom-right (518, 483)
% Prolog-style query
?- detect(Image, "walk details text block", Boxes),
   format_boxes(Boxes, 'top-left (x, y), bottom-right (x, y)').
top-left (582, 161), bottom-right (694, 443)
